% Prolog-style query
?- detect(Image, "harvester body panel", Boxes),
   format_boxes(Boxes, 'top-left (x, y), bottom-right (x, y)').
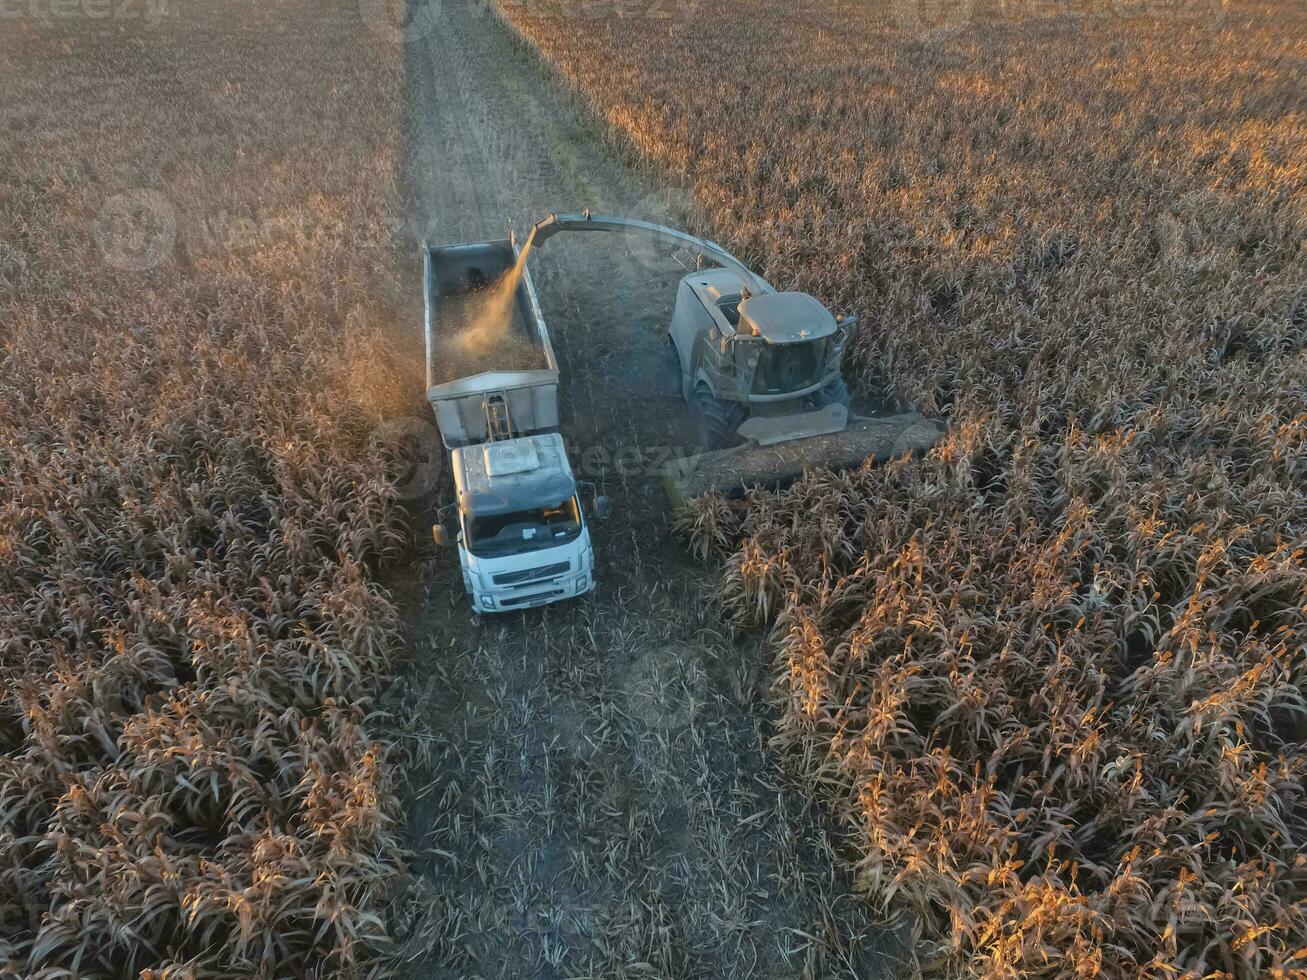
top-left (668, 270), bottom-right (749, 401)
top-left (669, 268), bottom-right (846, 425)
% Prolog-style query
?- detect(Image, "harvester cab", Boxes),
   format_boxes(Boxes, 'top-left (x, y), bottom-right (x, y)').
top-left (668, 269), bottom-right (855, 447)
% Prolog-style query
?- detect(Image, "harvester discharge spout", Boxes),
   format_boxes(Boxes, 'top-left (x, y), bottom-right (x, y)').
top-left (524, 211), bottom-right (774, 298)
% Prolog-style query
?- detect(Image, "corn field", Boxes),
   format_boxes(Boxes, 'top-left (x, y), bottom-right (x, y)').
top-left (0, 1), bottom-right (415, 975)
top-left (501, 0), bottom-right (1307, 975)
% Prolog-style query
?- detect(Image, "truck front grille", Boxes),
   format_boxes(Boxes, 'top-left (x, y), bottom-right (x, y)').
top-left (493, 561), bottom-right (569, 587)
top-left (501, 589), bottom-right (565, 608)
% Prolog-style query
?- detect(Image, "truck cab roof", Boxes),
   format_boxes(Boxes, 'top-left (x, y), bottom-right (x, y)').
top-left (683, 269), bottom-right (837, 343)
top-left (452, 432), bottom-right (577, 517)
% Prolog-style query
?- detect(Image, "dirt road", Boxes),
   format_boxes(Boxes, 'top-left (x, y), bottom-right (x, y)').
top-left (392, 2), bottom-right (902, 976)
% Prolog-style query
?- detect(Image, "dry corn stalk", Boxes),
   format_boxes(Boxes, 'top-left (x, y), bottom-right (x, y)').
top-left (0, 0), bottom-right (414, 974)
top-left (505, 0), bottom-right (1307, 973)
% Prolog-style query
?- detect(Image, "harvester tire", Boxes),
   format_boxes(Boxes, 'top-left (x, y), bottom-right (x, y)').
top-left (664, 338), bottom-right (682, 397)
top-left (815, 375), bottom-right (851, 409)
top-left (694, 386), bottom-right (745, 449)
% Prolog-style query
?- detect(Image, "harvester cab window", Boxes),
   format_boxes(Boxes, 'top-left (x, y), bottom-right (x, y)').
top-left (466, 496), bottom-right (582, 557)
top-left (751, 341), bottom-right (823, 395)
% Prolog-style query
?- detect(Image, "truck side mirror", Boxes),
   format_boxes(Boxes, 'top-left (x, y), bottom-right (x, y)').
top-left (432, 524), bottom-right (449, 547)
top-left (593, 495), bottom-right (611, 520)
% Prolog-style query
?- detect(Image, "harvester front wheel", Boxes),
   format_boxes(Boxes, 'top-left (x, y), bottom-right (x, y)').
top-left (814, 374), bottom-right (851, 409)
top-left (694, 386), bottom-right (745, 449)
top-left (663, 338), bottom-right (682, 397)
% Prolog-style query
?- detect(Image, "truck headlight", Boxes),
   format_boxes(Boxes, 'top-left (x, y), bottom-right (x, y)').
top-left (479, 594), bottom-right (493, 609)
top-left (575, 574), bottom-right (588, 592)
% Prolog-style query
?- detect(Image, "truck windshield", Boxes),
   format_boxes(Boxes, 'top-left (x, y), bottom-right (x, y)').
top-left (465, 496), bottom-right (582, 557)
top-left (751, 341), bottom-right (824, 395)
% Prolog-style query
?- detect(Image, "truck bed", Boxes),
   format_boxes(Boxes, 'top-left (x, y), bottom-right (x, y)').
top-left (430, 287), bottom-right (548, 384)
top-left (424, 238), bottom-right (561, 449)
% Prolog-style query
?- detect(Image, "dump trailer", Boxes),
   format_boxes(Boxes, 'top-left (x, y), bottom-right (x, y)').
top-left (424, 237), bottom-right (601, 613)
top-left (520, 211), bottom-right (942, 503)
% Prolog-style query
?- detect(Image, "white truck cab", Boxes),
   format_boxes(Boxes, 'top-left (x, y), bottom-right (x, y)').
top-left (450, 433), bottom-right (594, 613)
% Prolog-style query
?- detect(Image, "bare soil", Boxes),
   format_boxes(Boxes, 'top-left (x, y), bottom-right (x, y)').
top-left (387, 2), bottom-right (906, 976)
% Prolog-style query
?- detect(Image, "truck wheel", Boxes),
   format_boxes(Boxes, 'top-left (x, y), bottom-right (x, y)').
top-left (694, 386), bottom-right (745, 449)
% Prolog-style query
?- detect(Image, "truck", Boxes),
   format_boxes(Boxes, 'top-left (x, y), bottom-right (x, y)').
top-left (423, 236), bottom-right (604, 614)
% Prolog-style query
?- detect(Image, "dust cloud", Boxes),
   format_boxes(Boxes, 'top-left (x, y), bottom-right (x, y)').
top-left (431, 242), bottom-right (547, 383)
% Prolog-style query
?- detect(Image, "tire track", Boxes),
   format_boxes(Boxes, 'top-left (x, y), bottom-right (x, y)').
top-left (391, 2), bottom-right (904, 976)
